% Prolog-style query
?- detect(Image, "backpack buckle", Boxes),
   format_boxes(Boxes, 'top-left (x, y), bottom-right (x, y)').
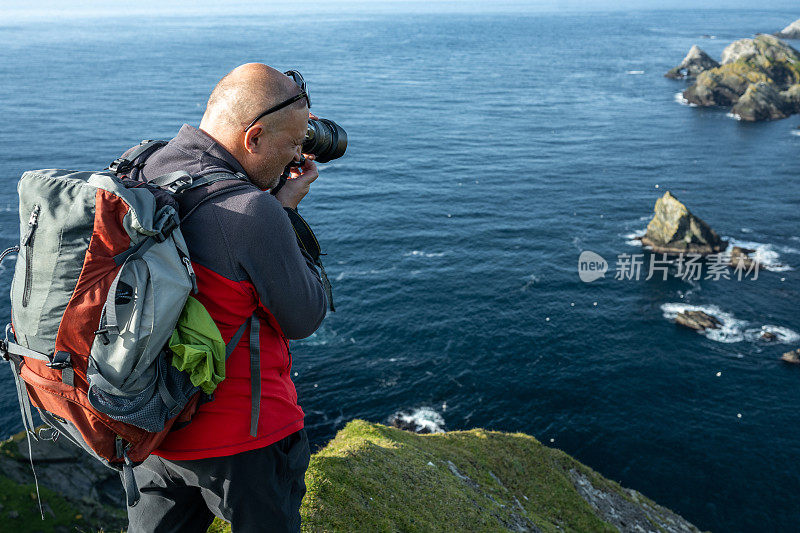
top-left (154, 215), bottom-right (179, 243)
top-left (94, 327), bottom-right (110, 345)
top-left (108, 158), bottom-right (132, 174)
top-left (46, 351), bottom-right (71, 370)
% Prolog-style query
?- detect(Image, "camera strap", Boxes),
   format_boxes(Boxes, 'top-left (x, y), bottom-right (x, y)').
top-left (283, 207), bottom-right (335, 312)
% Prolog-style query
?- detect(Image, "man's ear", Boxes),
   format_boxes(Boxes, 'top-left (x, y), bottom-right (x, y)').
top-left (243, 125), bottom-right (264, 154)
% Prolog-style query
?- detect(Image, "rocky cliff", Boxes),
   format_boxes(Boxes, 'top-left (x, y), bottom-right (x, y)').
top-left (219, 420), bottom-right (702, 532)
top-left (2, 420), bottom-right (705, 532)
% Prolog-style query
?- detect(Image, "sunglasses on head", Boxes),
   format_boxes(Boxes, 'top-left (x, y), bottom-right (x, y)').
top-left (243, 70), bottom-right (311, 132)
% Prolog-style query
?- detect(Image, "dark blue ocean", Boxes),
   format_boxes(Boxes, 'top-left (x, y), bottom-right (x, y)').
top-left (1, 7), bottom-right (799, 532)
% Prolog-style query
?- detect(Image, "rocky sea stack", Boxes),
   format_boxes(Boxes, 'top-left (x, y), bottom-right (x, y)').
top-left (665, 45), bottom-right (720, 79)
top-left (641, 191), bottom-right (726, 255)
top-left (667, 33), bottom-right (800, 121)
top-left (775, 18), bottom-right (800, 39)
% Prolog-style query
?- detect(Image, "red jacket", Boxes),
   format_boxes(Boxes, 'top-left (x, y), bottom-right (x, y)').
top-left (128, 125), bottom-right (327, 460)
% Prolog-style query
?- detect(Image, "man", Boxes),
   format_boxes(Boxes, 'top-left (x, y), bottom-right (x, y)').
top-left (124, 63), bottom-right (328, 532)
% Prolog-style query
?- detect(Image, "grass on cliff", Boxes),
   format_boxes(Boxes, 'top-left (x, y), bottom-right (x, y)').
top-left (0, 475), bottom-right (94, 532)
top-left (209, 420), bottom-right (663, 532)
top-left (0, 431), bottom-right (125, 533)
top-left (0, 433), bottom-right (92, 532)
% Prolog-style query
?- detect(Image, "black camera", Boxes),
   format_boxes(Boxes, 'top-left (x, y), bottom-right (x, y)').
top-left (303, 118), bottom-right (347, 163)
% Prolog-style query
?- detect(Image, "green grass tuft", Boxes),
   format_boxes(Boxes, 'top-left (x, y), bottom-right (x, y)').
top-left (209, 420), bottom-right (671, 532)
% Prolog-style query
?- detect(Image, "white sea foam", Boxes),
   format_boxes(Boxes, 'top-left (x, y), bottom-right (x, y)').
top-left (674, 92), bottom-right (697, 107)
top-left (391, 407), bottom-right (445, 433)
top-left (660, 303), bottom-right (747, 343)
top-left (627, 70), bottom-right (645, 75)
top-left (404, 250), bottom-right (445, 258)
top-left (790, 130), bottom-right (800, 136)
top-left (295, 325), bottom-right (339, 346)
top-left (726, 239), bottom-right (795, 272)
top-left (744, 325), bottom-right (800, 344)
top-left (622, 230), bottom-right (645, 247)
top-left (521, 273), bottom-right (538, 291)
top-left (726, 112), bottom-right (742, 121)
top-left (333, 266), bottom-right (396, 281)
top-left (661, 303), bottom-right (799, 345)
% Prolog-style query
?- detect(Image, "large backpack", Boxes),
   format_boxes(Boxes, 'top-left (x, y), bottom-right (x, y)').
top-left (0, 142), bottom-right (255, 509)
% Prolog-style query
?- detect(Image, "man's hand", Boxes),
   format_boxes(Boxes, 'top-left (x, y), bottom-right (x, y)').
top-left (275, 112), bottom-right (320, 210)
top-left (274, 154), bottom-right (319, 210)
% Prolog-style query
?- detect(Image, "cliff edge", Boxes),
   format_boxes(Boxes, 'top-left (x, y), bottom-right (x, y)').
top-left (1, 420), bottom-right (705, 532)
top-left (212, 420), bottom-right (703, 532)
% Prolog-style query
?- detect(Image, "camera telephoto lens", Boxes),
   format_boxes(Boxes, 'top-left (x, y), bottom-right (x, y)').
top-left (304, 118), bottom-right (347, 163)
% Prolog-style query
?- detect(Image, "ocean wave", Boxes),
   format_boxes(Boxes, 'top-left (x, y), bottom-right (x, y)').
top-left (674, 92), bottom-right (697, 107)
top-left (626, 70), bottom-right (645, 75)
top-left (661, 303), bottom-right (798, 344)
top-left (660, 303), bottom-right (747, 343)
top-left (622, 230), bottom-right (645, 247)
top-left (744, 325), bottom-right (800, 344)
top-left (295, 325), bottom-right (340, 346)
top-left (389, 406), bottom-right (445, 434)
top-left (726, 239), bottom-right (795, 272)
top-left (404, 250), bottom-right (445, 258)
top-left (620, 234), bottom-right (794, 271)
top-left (334, 266), bottom-right (397, 281)
top-left (726, 112), bottom-right (742, 121)
top-left (791, 130), bottom-right (800, 136)
top-left (521, 273), bottom-right (538, 291)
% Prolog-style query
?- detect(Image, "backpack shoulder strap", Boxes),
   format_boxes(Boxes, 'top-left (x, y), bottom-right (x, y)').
top-left (149, 170), bottom-right (250, 194)
top-left (108, 140), bottom-right (168, 175)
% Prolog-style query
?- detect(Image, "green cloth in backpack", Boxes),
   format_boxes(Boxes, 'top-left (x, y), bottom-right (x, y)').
top-left (169, 296), bottom-right (226, 394)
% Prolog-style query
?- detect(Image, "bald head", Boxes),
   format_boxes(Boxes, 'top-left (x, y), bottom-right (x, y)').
top-left (201, 63), bottom-right (305, 136)
top-left (198, 63), bottom-right (310, 190)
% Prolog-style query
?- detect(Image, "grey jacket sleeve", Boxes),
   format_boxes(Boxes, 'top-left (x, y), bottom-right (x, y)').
top-left (224, 191), bottom-right (327, 339)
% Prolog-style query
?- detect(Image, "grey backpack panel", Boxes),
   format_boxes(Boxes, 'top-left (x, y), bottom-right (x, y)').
top-left (11, 171), bottom-right (97, 353)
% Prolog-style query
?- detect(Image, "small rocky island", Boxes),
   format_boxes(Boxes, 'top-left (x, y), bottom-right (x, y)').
top-left (665, 45), bottom-right (720, 79)
top-left (640, 191), bottom-right (727, 255)
top-left (675, 310), bottom-right (722, 331)
top-left (782, 348), bottom-right (800, 364)
top-left (666, 32), bottom-right (800, 121)
top-left (775, 18), bottom-right (800, 40)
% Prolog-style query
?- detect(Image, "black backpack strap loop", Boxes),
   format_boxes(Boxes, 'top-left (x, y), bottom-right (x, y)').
top-left (150, 170), bottom-right (193, 192)
top-left (109, 140), bottom-right (167, 175)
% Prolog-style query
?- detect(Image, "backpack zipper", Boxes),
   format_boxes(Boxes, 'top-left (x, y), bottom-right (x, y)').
top-left (21, 204), bottom-right (40, 308)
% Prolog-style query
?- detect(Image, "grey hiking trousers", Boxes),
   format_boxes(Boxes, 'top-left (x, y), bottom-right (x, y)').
top-left (124, 430), bottom-right (310, 533)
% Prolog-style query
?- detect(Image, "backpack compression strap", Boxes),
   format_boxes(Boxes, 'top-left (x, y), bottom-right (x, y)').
top-left (223, 314), bottom-right (261, 438)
